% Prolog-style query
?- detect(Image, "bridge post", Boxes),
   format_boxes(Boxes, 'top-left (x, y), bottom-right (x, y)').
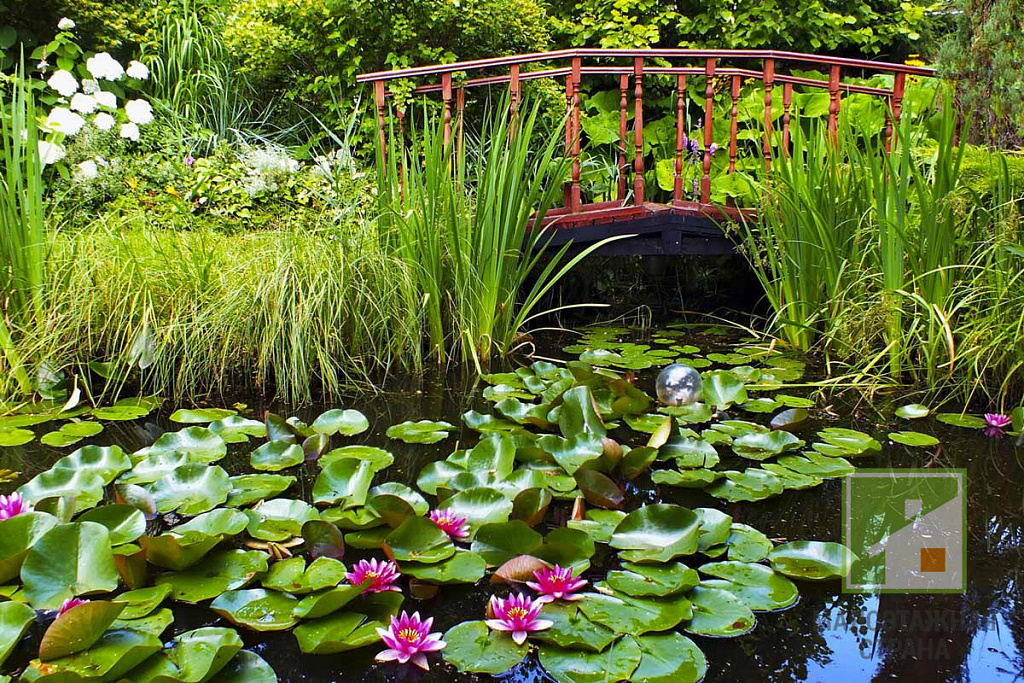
top-left (885, 72), bottom-right (906, 152)
top-left (700, 58), bottom-right (715, 205)
top-left (828, 64), bottom-right (841, 148)
top-left (729, 75), bottom-right (740, 174)
top-left (374, 81), bottom-right (387, 165)
top-left (674, 74), bottom-right (686, 203)
top-left (633, 57), bottom-right (645, 205)
top-left (510, 64), bottom-right (520, 123)
top-left (442, 73), bottom-right (453, 147)
top-left (571, 57), bottom-right (582, 213)
top-left (782, 82), bottom-right (792, 158)
top-left (618, 74), bottom-right (629, 202)
top-left (763, 58), bottom-right (775, 168)
top-left (456, 87), bottom-right (465, 163)
top-left (564, 73), bottom-right (573, 208)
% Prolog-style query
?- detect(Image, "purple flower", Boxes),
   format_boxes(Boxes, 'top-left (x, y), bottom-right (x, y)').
top-left (57, 598), bottom-right (89, 617)
top-left (375, 611), bottom-right (446, 670)
top-left (681, 134), bottom-right (688, 150)
top-left (526, 564), bottom-right (587, 604)
top-left (709, 143), bottom-right (718, 155)
top-left (429, 510), bottom-right (469, 540)
top-left (984, 426), bottom-right (1006, 438)
top-left (346, 558), bottom-right (401, 594)
top-left (688, 139), bottom-right (700, 156)
top-left (0, 493), bottom-right (30, 521)
top-left (692, 179), bottom-right (699, 197)
top-left (183, 155), bottom-right (195, 166)
top-left (485, 593), bottom-right (553, 645)
top-left (985, 413), bottom-right (1012, 429)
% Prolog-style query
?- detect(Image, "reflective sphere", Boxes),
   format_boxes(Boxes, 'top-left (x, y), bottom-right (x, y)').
top-left (656, 363), bottom-right (703, 406)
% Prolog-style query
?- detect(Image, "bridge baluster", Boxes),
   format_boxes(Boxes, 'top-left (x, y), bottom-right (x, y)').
top-left (510, 64), bottom-right (520, 124)
top-left (442, 73), bottom-right (453, 147)
top-left (700, 57), bottom-right (715, 205)
top-left (763, 58), bottom-right (775, 168)
top-left (564, 74), bottom-right (573, 208)
top-left (782, 82), bottom-right (792, 158)
top-left (618, 74), bottom-right (629, 202)
top-left (374, 81), bottom-right (387, 165)
top-left (570, 57), bottom-right (582, 212)
top-left (729, 75), bottom-right (740, 174)
top-left (633, 57), bottom-right (645, 204)
top-left (828, 65), bottom-right (841, 148)
top-left (674, 74), bottom-right (686, 203)
top-left (885, 72), bottom-right (906, 152)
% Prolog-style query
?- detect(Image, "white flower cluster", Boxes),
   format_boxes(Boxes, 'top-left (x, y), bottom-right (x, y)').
top-left (240, 144), bottom-right (301, 198)
top-left (38, 19), bottom-right (154, 165)
top-left (75, 156), bottom-right (109, 181)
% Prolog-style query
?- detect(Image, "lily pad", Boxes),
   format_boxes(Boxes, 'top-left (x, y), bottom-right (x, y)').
top-left (0, 512), bottom-right (60, 583)
top-left (116, 584), bottom-right (173, 619)
top-left (896, 403), bottom-right (930, 420)
top-left (321, 445), bottom-right (394, 471)
top-left (20, 629), bottom-right (161, 681)
top-left (211, 589), bottom-right (299, 631)
top-left (731, 430), bottom-right (804, 460)
top-left (250, 441), bottom-right (304, 472)
top-left (129, 626), bottom-right (243, 682)
top-left (768, 541), bottom-right (857, 580)
top-left (631, 632), bottom-right (708, 683)
top-left (170, 408), bottom-right (238, 424)
top-left (383, 516), bottom-right (455, 564)
top-left (0, 601), bottom-right (36, 667)
top-left (293, 592), bottom-right (402, 654)
top-left (775, 452), bottom-right (855, 478)
top-left (578, 586), bottom-right (693, 635)
top-left (291, 583), bottom-right (366, 620)
top-left (442, 620), bottom-right (529, 674)
top-left (706, 469), bottom-right (784, 502)
top-left (263, 557), bottom-right (348, 595)
top-left (386, 419), bottom-right (455, 444)
top-left (156, 550), bottom-right (268, 603)
top-left (39, 599), bottom-right (127, 661)
top-left (683, 585), bottom-right (756, 636)
top-left (699, 561), bottom-right (798, 611)
top-left (770, 408), bottom-right (809, 430)
top-left (208, 650), bottom-right (277, 683)
top-left (726, 523), bottom-right (773, 563)
top-left (701, 370), bottom-right (748, 410)
top-left (813, 428), bottom-right (882, 456)
top-left (209, 416), bottom-right (267, 443)
top-left (935, 413), bottom-right (988, 429)
top-left (21, 522), bottom-right (120, 609)
top-left (78, 505), bottom-right (146, 545)
top-left (148, 464), bottom-right (231, 515)
top-left (133, 427), bottom-right (227, 463)
top-left (566, 510), bottom-right (625, 544)
top-left (141, 508), bottom-right (249, 570)
top-left (0, 427), bottom-right (34, 447)
top-left (438, 487), bottom-right (513, 533)
top-left (538, 635), bottom-right (642, 683)
top-left (574, 469), bottom-right (624, 509)
top-left (18, 469), bottom-right (106, 512)
top-left (889, 431), bottom-right (940, 447)
top-left (312, 458), bottom-right (375, 507)
top-left (606, 562), bottom-right (699, 597)
top-left (610, 504), bottom-right (700, 563)
top-left (246, 498), bottom-right (319, 542)
top-left (401, 550), bottom-right (487, 584)
top-left (531, 602), bottom-right (616, 652)
top-left (226, 474), bottom-right (296, 507)
top-left (312, 409), bottom-right (369, 436)
top-left (302, 519), bottom-right (346, 561)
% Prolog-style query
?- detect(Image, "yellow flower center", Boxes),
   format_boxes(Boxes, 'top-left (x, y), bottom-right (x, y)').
top-left (365, 571), bottom-right (379, 579)
top-left (399, 628), bottom-right (421, 643)
top-left (507, 607), bottom-right (529, 620)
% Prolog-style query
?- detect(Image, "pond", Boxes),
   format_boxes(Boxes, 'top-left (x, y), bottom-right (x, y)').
top-left (1, 322), bottom-right (1022, 683)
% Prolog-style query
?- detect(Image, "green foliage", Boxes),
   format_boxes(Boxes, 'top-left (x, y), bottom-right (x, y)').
top-left (938, 0), bottom-right (1024, 146)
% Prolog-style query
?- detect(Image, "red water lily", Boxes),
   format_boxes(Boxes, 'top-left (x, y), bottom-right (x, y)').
top-left (375, 611), bottom-right (446, 670)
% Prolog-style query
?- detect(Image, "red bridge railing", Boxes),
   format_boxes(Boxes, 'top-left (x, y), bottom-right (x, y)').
top-left (357, 49), bottom-right (936, 227)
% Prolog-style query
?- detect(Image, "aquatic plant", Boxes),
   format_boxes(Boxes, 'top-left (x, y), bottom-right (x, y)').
top-left (429, 509), bottom-right (470, 540)
top-left (985, 413), bottom-right (1012, 429)
top-left (347, 558), bottom-right (402, 594)
top-left (527, 564), bottom-right (587, 603)
top-left (0, 492), bottom-right (30, 520)
top-left (374, 611), bottom-right (446, 670)
top-left (485, 593), bottom-right (553, 645)
top-left (57, 597), bottom-right (89, 616)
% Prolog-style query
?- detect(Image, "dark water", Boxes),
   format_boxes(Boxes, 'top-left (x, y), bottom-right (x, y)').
top-left (2, 328), bottom-right (1023, 683)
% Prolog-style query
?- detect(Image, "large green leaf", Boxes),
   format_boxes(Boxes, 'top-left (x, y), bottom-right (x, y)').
top-left (606, 562), bottom-right (699, 597)
top-left (683, 585), bottom-right (756, 637)
top-left (0, 601), bottom-right (35, 667)
top-left (133, 427), bottom-right (227, 463)
top-left (538, 635), bottom-right (642, 683)
top-left (147, 464), bottom-right (231, 515)
top-left (726, 523), bottom-right (773, 563)
top-left (245, 499), bottom-right (319, 542)
top-left (293, 593), bottom-right (402, 654)
top-left (18, 468), bottom-right (106, 512)
top-left (52, 445), bottom-right (132, 484)
top-left (813, 427), bottom-right (882, 456)
top-left (442, 620), bottom-right (529, 675)
top-left (321, 445), bottom-right (394, 472)
top-left (117, 584), bottom-right (173, 619)
top-left (211, 589), bottom-right (299, 631)
top-left (78, 505), bottom-right (146, 546)
top-left (698, 561), bottom-right (798, 611)
top-left (768, 541), bottom-right (857, 580)
top-left (21, 522), bottom-right (120, 609)
top-left (207, 651), bottom-right (277, 683)
top-left (140, 508), bottom-right (248, 571)
top-left (471, 521), bottom-right (544, 566)
top-left (156, 550), bottom-right (268, 603)
top-left (895, 403), bottom-right (930, 420)
top-left (262, 557), bottom-right (348, 595)
top-left (577, 586), bottom-right (692, 635)
top-left (312, 409), bottom-right (369, 436)
top-left (536, 386), bottom-right (607, 475)
top-left (609, 504), bottom-right (700, 563)
top-left (438, 487), bottom-right (513, 534)
top-left (209, 416), bottom-right (267, 443)
top-left (312, 458), bottom-right (375, 507)
top-left (632, 632), bottom-right (707, 683)
top-left (226, 474), bottom-right (295, 507)
top-left (731, 430), bottom-right (804, 460)
top-left (706, 469), bottom-right (784, 502)
top-left (250, 441), bottom-right (304, 472)
top-left (531, 602), bottom-right (616, 652)
top-left (383, 516), bottom-right (455, 564)
top-left (19, 629), bottom-right (162, 682)
top-left (170, 408), bottom-right (238, 424)
top-left (129, 626), bottom-right (243, 682)
top-left (386, 420), bottom-right (454, 444)
top-left (701, 370), bottom-right (748, 410)
top-left (39, 599), bottom-right (127, 661)
top-left (401, 550), bottom-right (487, 584)
top-left (888, 431), bottom-right (940, 447)
top-left (291, 583), bottom-right (366, 620)
top-left (0, 512), bottom-right (60, 583)
top-left (935, 413), bottom-right (987, 429)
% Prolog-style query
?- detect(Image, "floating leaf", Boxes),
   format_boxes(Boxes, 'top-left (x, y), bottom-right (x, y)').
top-left (383, 516), bottom-right (455, 564)
top-left (683, 585), bottom-right (756, 636)
top-left (312, 409), bottom-right (369, 436)
top-left (18, 468), bottom-right (106, 512)
top-left (246, 499), bottom-right (319, 542)
top-left (302, 519), bottom-right (346, 561)
top-left (129, 627), bottom-right (243, 682)
top-left (207, 650), bottom-right (277, 683)
top-left (21, 522), bottom-right (120, 609)
top-left (609, 504), bottom-right (700, 563)
top-left (575, 469), bottom-right (624, 509)
top-left (768, 541), bottom-right (857, 580)
top-left (312, 458), bottom-right (375, 508)
top-left (889, 431), bottom-right (940, 447)
top-left (936, 413), bottom-right (988, 429)
top-left (211, 589), bottom-right (299, 631)
top-left (134, 427), bottom-right (227, 463)
top-left (577, 586), bottom-right (693, 634)
top-left (401, 551), bottom-right (487, 584)
top-left (322, 445), bottom-right (394, 471)
top-left (699, 561), bottom-right (798, 611)
top-left (726, 523), bottom-right (773, 563)
top-left (632, 632), bottom-right (708, 683)
top-left (532, 602), bottom-right (616, 652)
top-left (116, 584), bottom-right (173, 619)
top-left (170, 408), bottom-right (238, 424)
top-left (291, 583), bottom-right (366, 620)
top-left (140, 508), bottom-right (248, 571)
top-left (774, 452), bottom-right (855, 478)
top-left (293, 592), bottom-right (402, 654)
top-left (209, 416), bottom-right (267, 443)
top-left (156, 550), bottom-right (268, 603)
top-left (22, 628), bottom-right (162, 681)
top-left (39, 599), bottom-right (126, 661)
top-left (250, 441), bottom-right (304, 472)
top-left (226, 474), bottom-right (296, 507)
top-left (813, 428), bottom-right (882, 456)
top-left (650, 468), bottom-right (721, 488)
top-left (606, 561), bottom-right (699, 597)
top-left (511, 488), bottom-right (552, 527)
top-left (0, 601), bottom-right (36, 667)
top-left (538, 635), bottom-right (642, 683)
top-left (263, 557), bottom-right (348, 595)
top-left (701, 370), bottom-right (748, 410)
top-left (78, 504), bottom-right (146, 545)
top-left (770, 408), bottom-right (809, 430)
top-left (731, 430), bottom-right (804, 460)
top-left (0, 512), bottom-right (60, 583)
top-left (148, 463), bottom-right (231, 515)
top-left (706, 469), bottom-right (784, 502)
top-left (386, 420), bottom-right (455, 444)
top-left (895, 403), bottom-right (930, 420)
top-left (442, 621), bottom-right (529, 675)
top-left (0, 427), bottom-right (35, 446)
top-left (438, 487), bottom-right (513, 533)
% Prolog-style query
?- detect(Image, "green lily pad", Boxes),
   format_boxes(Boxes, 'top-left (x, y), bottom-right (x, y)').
top-left (566, 509), bottom-right (626, 544)
top-left (246, 498), bottom-right (319, 542)
top-left (606, 562), bottom-right (699, 597)
top-left (578, 586), bottom-right (693, 635)
top-left (650, 468), bottom-right (721, 488)
top-left (438, 487), bottom-right (513, 534)
top-left (706, 469), bottom-right (784, 502)
top-left (726, 523), bottom-right (773, 563)
top-left (383, 516), bottom-right (455, 564)
top-left (775, 452), bottom-right (855, 478)
top-left (226, 474), bottom-right (296, 507)
top-left (694, 507), bottom-right (733, 552)
top-left (536, 386), bottom-right (607, 475)
top-left (147, 463), bottom-right (231, 515)
top-left (889, 431), bottom-right (940, 447)
top-left (170, 408), bottom-right (239, 424)
top-left (302, 519), bottom-right (346, 561)
top-left (632, 632), bottom-right (708, 683)
top-left (768, 541), bottom-right (857, 580)
top-left (657, 402), bottom-right (714, 424)
top-left (699, 561), bottom-right (798, 611)
top-left (442, 620), bottom-right (529, 675)
top-left (21, 522), bottom-right (120, 609)
top-left (78, 504), bottom-right (146, 545)
top-left (739, 398), bottom-right (782, 414)
top-left (141, 508), bottom-right (249, 570)
top-left (263, 557), bottom-right (348, 595)
top-left (18, 469), bottom-right (106, 512)
top-left (0, 512), bottom-right (60, 583)
top-left (129, 626), bottom-right (243, 682)
top-left (659, 436), bottom-right (719, 468)
top-left (386, 419), bottom-right (455, 444)
top-left (211, 589), bottom-right (299, 631)
top-left (20, 629), bottom-right (161, 681)
top-left (250, 441), bottom-right (304, 472)
top-left (116, 584), bottom-right (173, 619)
top-left (538, 635), bottom-right (642, 683)
top-left (610, 504), bottom-right (700, 563)
top-left (209, 416), bottom-right (267, 443)
top-left (531, 602), bottom-right (616, 652)
top-left (511, 488), bottom-right (553, 526)
top-left (322, 445), bottom-right (395, 472)
top-left (293, 592), bottom-right (402, 654)
top-left (401, 550), bottom-right (487, 584)
top-left (813, 427), bottom-right (882, 456)
top-left (291, 583), bottom-right (366, 620)
top-left (731, 430), bottom-right (805, 460)
top-left (133, 427), bottom-right (227, 463)
top-left (471, 521), bottom-right (543, 566)
top-left (575, 469), bottom-right (624, 509)
top-left (770, 408), bottom-right (809, 430)
top-left (207, 650), bottom-right (277, 683)
top-left (935, 413), bottom-right (988, 429)
top-left (119, 452), bottom-right (193, 485)
top-left (112, 606), bottom-right (174, 636)
top-left (683, 585), bottom-right (756, 636)
top-left (701, 370), bottom-right (748, 410)
top-left (0, 427), bottom-right (34, 446)
top-left (156, 550), bottom-right (268, 603)
top-left (0, 601), bottom-right (36, 667)
top-left (312, 458), bottom-right (375, 507)
top-left (760, 463), bottom-right (823, 490)
top-left (312, 409), bottom-right (369, 436)
top-left (896, 403), bottom-right (930, 420)
top-left (92, 406), bottom-right (151, 422)
top-left (39, 599), bottom-right (127, 661)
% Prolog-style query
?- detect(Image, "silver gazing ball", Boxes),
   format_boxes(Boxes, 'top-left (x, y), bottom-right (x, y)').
top-left (656, 363), bottom-right (703, 406)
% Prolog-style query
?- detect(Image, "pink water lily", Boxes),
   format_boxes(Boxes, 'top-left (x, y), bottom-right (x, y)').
top-left (985, 413), bottom-right (1012, 430)
top-left (485, 593), bottom-right (553, 645)
top-left (527, 564), bottom-right (587, 604)
top-left (429, 509), bottom-right (469, 540)
top-left (57, 598), bottom-right (89, 617)
top-left (375, 611), bottom-right (446, 670)
top-left (0, 493), bottom-right (30, 521)
top-left (346, 558), bottom-right (401, 594)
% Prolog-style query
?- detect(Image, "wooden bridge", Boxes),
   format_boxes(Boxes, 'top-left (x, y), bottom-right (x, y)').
top-left (357, 49), bottom-right (936, 256)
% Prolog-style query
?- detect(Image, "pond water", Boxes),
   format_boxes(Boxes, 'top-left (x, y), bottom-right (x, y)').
top-left (2, 323), bottom-right (1022, 683)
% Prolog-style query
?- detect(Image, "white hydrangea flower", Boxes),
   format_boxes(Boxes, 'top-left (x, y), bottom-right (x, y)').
top-left (94, 91), bottom-right (116, 109)
top-left (95, 156), bottom-right (109, 167)
top-left (58, 17), bottom-right (76, 30)
top-left (45, 107), bottom-right (86, 136)
top-left (93, 112), bottom-right (115, 131)
top-left (77, 160), bottom-right (99, 179)
top-left (86, 53), bottom-right (125, 81)
top-left (81, 79), bottom-right (99, 95)
top-left (47, 69), bottom-right (78, 97)
top-left (119, 122), bottom-right (140, 141)
top-left (70, 93), bottom-right (97, 114)
top-left (124, 99), bottom-right (154, 125)
top-left (126, 61), bottom-right (149, 80)
top-left (38, 141), bottom-right (66, 165)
